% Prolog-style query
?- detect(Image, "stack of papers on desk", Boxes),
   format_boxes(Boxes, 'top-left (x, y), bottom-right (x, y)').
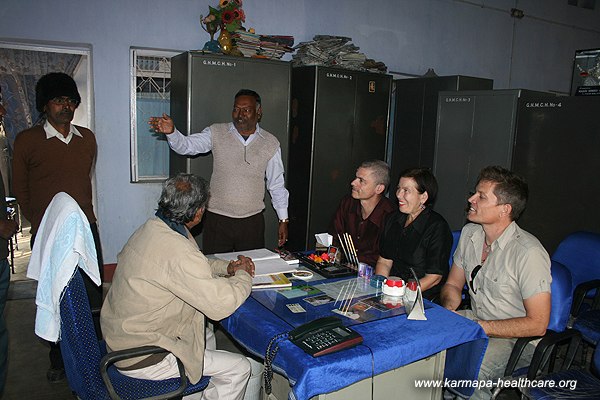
top-left (213, 248), bottom-right (298, 277)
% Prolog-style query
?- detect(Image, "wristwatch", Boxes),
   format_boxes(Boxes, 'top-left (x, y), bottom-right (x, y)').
top-left (279, 218), bottom-right (289, 223)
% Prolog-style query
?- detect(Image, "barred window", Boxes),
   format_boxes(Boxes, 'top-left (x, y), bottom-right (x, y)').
top-left (130, 48), bottom-right (180, 182)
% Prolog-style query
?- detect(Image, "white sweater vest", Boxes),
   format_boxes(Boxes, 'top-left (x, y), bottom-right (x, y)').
top-left (208, 123), bottom-right (279, 218)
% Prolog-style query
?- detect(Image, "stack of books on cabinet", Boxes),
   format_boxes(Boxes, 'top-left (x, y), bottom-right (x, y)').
top-left (233, 30), bottom-right (294, 59)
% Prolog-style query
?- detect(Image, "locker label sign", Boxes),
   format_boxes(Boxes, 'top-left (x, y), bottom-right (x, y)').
top-left (445, 97), bottom-right (471, 103)
top-left (326, 72), bottom-right (353, 80)
top-left (525, 102), bottom-right (563, 108)
top-left (203, 60), bottom-right (237, 68)
top-left (369, 81), bottom-right (376, 92)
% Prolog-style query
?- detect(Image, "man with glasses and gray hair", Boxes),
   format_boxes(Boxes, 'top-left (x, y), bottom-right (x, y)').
top-left (440, 165), bottom-right (551, 400)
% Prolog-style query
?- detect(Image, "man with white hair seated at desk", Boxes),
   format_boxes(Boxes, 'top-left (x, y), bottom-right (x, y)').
top-left (101, 173), bottom-right (255, 400)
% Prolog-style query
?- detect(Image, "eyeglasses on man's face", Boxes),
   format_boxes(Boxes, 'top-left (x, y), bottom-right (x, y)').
top-left (469, 264), bottom-right (483, 294)
top-left (50, 96), bottom-right (80, 107)
top-left (232, 106), bottom-right (256, 115)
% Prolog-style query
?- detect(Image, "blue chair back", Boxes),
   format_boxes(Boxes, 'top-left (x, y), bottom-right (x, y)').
top-left (60, 269), bottom-right (111, 399)
top-left (60, 269), bottom-right (210, 399)
top-left (552, 231), bottom-right (600, 293)
top-left (449, 230), bottom-right (461, 267)
top-left (547, 260), bottom-right (573, 332)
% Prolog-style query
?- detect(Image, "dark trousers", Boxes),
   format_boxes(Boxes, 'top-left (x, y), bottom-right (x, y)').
top-left (202, 211), bottom-right (265, 254)
top-left (31, 222), bottom-right (104, 370)
top-left (0, 259), bottom-right (9, 395)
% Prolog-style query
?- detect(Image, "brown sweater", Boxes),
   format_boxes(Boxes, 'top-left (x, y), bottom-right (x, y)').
top-left (12, 124), bottom-right (97, 235)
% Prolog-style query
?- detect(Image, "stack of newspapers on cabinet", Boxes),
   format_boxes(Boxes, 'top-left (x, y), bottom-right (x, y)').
top-left (214, 248), bottom-right (298, 289)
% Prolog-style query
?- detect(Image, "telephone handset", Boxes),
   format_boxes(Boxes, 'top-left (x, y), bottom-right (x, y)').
top-left (288, 316), bottom-right (363, 357)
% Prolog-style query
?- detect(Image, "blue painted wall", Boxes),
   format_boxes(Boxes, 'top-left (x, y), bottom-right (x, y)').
top-left (1, 0), bottom-right (599, 262)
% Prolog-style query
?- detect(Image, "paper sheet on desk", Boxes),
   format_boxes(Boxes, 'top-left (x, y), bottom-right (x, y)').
top-left (214, 248), bottom-right (298, 276)
top-left (214, 248), bottom-right (280, 261)
top-left (252, 257), bottom-right (298, 276)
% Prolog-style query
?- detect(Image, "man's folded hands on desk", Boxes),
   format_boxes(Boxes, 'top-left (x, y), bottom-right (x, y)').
top-left (226, 255), bottom-right (255, 277)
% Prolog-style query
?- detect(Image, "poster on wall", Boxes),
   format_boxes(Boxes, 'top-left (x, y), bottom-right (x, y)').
top-left (571, 48), bottom-right (600, 96)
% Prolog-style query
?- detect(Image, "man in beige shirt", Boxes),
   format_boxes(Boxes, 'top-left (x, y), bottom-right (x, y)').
top-left (101, 173), bottom-right (255, 400)
top-left (441, 166), bottom-right (551, 400)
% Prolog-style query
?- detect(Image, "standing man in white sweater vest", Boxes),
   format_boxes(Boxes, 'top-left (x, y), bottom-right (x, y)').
top-left (149, 89), bottom-right (289, 254)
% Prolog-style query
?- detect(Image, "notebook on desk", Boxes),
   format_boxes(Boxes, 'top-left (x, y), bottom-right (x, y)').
top-left (252, 273), bottom-right (292, 289)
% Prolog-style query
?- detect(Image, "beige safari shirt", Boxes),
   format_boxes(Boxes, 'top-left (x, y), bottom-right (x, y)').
top-left (453, 222), bottom-right (551, 321)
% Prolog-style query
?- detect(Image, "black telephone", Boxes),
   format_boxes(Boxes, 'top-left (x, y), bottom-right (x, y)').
top-left (264, 316), bottom-right (363, 395)
top-left (288, 316), bottom-right (363, 357)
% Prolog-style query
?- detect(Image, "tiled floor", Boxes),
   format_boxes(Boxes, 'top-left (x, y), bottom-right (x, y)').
top-left (4, 298), bottom-right (74, 399)
top-left (4, 224), bottom-right (76, 399)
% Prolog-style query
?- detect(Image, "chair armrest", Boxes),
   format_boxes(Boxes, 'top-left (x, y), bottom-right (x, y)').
top-left (527, 329), bottom-right (581, 380)
top-left (571, 279), bottom-right (600, 317)
top-left (492, 329), bottom-right (582, 400)
top-left (100, 345), bottom-right (188, 400)
top-left (503, 335), bottom-right (543, 376)
top-left (525, 329), bottom-right (582, 379)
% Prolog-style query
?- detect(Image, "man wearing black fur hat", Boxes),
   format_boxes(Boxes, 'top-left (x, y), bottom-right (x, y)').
top-left (12, 72), bottom-right (104, 382)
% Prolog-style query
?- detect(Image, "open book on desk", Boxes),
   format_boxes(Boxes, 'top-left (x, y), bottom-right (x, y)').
top-left (213, 248), bottom-right (298, 276)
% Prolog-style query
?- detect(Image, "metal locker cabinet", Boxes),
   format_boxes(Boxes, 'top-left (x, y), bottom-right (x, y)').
top-left (390, 75), bottom-right (493, 190)
top-left (287, 66), bottom-right (392, 251)
top-left (512, 96), bottom-right (600, 252)
top-left (432, 89), bottom-right (549, 231)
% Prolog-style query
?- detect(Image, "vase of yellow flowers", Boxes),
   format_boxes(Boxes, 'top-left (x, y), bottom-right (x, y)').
top-left (201, 0), bottom-right (245, 53)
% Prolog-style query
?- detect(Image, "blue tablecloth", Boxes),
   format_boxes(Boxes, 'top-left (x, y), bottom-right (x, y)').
top-left (221, 291), bottom-right (487, 400)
